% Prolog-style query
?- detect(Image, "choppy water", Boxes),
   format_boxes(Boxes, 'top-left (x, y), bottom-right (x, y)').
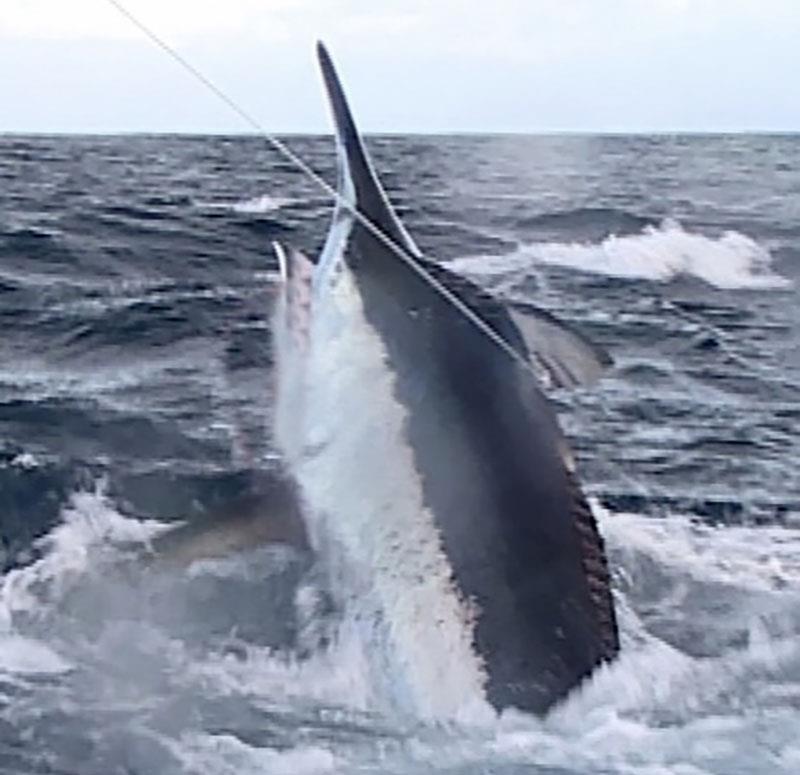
top-left (0, 133), bottom-right (798, 774)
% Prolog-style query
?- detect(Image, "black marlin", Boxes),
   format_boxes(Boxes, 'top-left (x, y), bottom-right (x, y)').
top-left (271, 43), bottom-right (619, 719)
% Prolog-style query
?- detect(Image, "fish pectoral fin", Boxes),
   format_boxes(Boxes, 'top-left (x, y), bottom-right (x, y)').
top-left (509, 303), bottom-right (613, 389)
top-left (316, 41), bottom-right (422, 259)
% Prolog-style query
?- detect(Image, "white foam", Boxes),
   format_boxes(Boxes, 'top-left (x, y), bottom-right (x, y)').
top-left (450, 220), bottom-right (790, 290)
top-left (10, 452), bottom-right (39, 470)
top-left (401, 619), bottom-right (799, 774)
top-left (0, 482), bottom-right (797, 773)
top-left (187, 627), bottom-right (372, 712)
top-left (0, 486), bottom-right (170, 621)
top-left (0, 634), bottom-right (72, 675)
top-left (597, 503), bottom-right (800, 593)
top-left (164, 733), bottom-right (338, 775)
top-left (232, 194), bottom-right (296, 214)
top-left (195, 194), bottom-right (296, 215)
top-left (0, 487), bottom-right (172, 680)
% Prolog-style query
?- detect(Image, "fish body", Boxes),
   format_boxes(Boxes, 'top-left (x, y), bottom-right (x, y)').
top-left (271, 43), bottom-right (619, 719)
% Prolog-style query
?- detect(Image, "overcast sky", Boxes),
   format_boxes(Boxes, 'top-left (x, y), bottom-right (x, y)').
top-left (1, 0), bottom-right (798, 133)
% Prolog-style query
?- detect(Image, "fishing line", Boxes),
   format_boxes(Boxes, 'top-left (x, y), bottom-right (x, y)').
top-left (104, 0), bottom-right (543, 381)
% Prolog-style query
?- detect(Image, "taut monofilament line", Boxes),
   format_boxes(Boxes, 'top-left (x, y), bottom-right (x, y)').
top-left (104, 0), bottom-right (544, 381)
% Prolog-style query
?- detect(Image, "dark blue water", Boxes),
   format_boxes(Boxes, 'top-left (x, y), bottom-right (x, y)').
top-left (0, 133), bottom-right (798, 774)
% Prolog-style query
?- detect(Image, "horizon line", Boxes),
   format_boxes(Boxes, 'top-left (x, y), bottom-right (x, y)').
top-left (2, 128), bottom-right (799, 139)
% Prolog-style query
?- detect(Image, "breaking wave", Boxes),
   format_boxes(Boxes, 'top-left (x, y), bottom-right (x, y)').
top-left (450, 220), bottom-right (791, 290)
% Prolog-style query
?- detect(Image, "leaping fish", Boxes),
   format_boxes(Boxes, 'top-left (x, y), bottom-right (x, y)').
top-left (271, 43), bottom-right (619, 719)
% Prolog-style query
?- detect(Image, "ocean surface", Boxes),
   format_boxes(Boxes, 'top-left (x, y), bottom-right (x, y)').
top-left (0, 132), bottom-right (798, 774)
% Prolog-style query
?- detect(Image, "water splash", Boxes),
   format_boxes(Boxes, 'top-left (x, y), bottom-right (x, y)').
top-left (0, 488), bottom-right (798, 772)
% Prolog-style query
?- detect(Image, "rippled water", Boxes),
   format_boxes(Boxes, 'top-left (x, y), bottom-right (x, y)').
top-left (0, 133), bottom-right (798, 773)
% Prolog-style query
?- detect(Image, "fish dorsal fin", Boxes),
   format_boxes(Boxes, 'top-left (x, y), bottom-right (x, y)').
top-left (316, 41), bottom-right (420, 259)
top-left (508, 303), bottom-right (613, 389)
top-left (316, 42), bottom-right (612, 393)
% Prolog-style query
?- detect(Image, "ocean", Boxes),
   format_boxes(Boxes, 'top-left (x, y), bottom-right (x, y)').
top-left (0, 132), bottom-right (798, 773)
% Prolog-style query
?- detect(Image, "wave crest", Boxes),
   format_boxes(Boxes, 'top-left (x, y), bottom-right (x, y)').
top-left (451, 220), bottom-right (790, 290)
